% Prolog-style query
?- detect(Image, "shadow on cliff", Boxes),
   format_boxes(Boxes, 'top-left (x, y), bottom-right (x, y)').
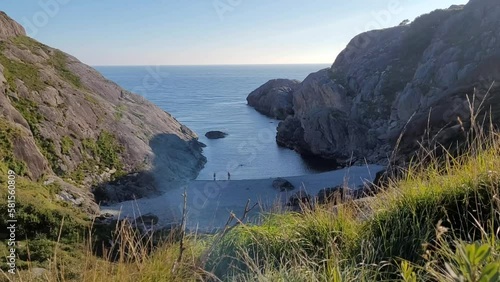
top-left (393, 78), bottom-right (500, 163)
top-left (92, 133), bottom-right (206, 205)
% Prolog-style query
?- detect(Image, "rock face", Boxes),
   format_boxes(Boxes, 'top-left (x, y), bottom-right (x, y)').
top-left (205, 131), bottom-right (228, 139)
top-left (287, 190), bottom-right (312, 211)
top-left (0, 12), bottom-right (206, 205)
top-left (0, 12), bottom-right (25, 39)
top-left (269, 1), bottom-right (500, 165)
top-left (317, 186), bottom-right (344, 205)
top-left (247, 79), bottom-right (299, 120)
top-left (272, 177), bottom-right (295, 191)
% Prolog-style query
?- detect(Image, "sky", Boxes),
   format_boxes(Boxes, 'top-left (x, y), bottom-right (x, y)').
top-left (2, 0), bottom-right (469, 66)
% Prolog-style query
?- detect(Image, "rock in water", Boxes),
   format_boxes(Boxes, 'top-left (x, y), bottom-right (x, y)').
top-left (272, 177), bottom-right (295, 191)
top-left (246, 79), bottom-right (299, 120)
top-left (205, 131), bottom-right (228, 139)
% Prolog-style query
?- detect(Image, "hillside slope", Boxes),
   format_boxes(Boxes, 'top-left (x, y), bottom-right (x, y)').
top-left (0, 12), bottom-right (206, 205)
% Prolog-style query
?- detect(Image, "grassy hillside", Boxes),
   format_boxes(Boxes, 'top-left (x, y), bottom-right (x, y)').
top-left (3, 114), bottom-right (500, 281)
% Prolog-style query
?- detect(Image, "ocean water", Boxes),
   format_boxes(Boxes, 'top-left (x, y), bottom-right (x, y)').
top-left (95, 64), bottom-right (330, 180)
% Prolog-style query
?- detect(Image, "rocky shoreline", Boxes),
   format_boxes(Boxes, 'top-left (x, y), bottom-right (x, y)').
top-left (247, 0), bottom-right (500, 167)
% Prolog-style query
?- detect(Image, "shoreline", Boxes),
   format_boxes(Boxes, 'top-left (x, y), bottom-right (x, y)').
top-left (101, 164), bottom-right (384, 232)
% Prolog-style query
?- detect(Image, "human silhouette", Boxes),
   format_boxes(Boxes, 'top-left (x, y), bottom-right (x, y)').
top-left (227, 172), bottom-right (231, 180)
top-left (213, 172), bottom-right (216, 181)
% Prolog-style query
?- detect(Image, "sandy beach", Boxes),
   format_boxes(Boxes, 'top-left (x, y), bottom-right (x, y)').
top-left (102, 165), bottom-right (384, 232)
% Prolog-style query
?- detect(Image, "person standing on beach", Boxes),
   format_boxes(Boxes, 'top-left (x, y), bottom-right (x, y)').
top-left (213, 172), bottom-right (216, 181)
top-left (227, 172), bottom-right (231, 180)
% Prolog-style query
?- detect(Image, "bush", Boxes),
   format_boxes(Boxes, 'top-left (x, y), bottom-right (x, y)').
top-left (61, 136), bottom-right (74, 155)
top-left (0, 51), bottom-right (45, 92)
top-left (49, 50), bottom-right (83, 88)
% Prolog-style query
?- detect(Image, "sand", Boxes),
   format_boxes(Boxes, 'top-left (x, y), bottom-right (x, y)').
top-left (101, 164), bottom-right (384, 232)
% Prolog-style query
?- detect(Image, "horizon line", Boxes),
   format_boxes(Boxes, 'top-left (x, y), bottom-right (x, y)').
top-left (92, 62), bottom-right (332, 67)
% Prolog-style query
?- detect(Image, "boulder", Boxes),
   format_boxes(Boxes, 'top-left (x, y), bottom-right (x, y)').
top-left (205, 131), bottom-right (228, 139)
top-left (93, 171), bottom-right (157, 203)
top-left (272, 177), bottom-right (295, 191)
top-left (116, 213), bottom-right (161, 234)
top-left (247, 79), bottom-right (299, 120)
top-left (134, 213), bottom-right (159, 226)
top-left (287, 191), bottom-right (312, 211)
top-left (317, 185), bottom-right (344, 204)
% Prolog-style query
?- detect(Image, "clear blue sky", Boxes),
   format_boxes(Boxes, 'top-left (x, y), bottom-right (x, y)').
top-left (2, 0), bottom-right (468, 66)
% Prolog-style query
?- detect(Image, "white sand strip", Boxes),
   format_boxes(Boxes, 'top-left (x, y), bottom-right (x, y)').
top-left (101, 165), bottom-right (384, 232)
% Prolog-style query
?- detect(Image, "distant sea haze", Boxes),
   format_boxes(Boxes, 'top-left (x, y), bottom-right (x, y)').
top-left (96, 64), bottom-right (330, 180)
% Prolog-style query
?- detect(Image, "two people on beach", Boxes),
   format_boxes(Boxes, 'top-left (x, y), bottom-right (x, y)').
top-left (213, 172), bottom-right (230, 181)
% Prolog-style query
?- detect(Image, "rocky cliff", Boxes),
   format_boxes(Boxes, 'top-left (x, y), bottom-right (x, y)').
top-left (0, 12), bottom-right (206, 208)
top-left (246, 79), bottom-right (298, 120)
top-left (252, 0), bottom-right (500, 165)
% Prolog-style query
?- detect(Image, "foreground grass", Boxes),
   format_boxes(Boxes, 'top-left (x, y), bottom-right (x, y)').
top-left (3, 125), bottom-right (500, 281)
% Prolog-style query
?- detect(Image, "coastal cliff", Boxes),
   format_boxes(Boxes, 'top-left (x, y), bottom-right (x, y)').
top-left (246, 79), bottom-right (299, 120)
top-left (0, 12), bottom-right (206, 208)
top-left (249, 0), bottom-right (500, 165)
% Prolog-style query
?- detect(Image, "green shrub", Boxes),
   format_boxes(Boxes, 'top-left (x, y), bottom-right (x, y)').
top-left (96, 131), bottom-right (123, 170)
top-left (426, 241), bottom-right (500, 281)
top-left (22, 235), bottom-right (55, 262)
top-left (70, 130), bottom-right (124, 183)
top-left (0, 119), bottom-right (27, 176)
top-left (48, 50), bottom-right (83, 88)
top-left (0, 52), bottom-right (45, 92)
top-left (11, 35), bottom-right (50, 54)
top-left (114, 104), bottom-right (127, 121)
top-left (61, 136), bottom-right (74, 155)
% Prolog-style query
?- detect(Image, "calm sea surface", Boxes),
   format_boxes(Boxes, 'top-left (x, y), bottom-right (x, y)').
top-left (95, 64), bottom-right (330, 180)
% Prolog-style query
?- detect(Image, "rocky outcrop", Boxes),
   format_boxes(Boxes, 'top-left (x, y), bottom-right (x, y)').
top-left (0, 12), bottom-right (206, 206)
top-left (272, 177), bottom-right (295, 191)
top-left (247, 79), bottom-right (299, 120)
top-left (270, 1), bottom-right (500, 165)
top-left (317, 186), bottom-right (344, 205)
top-left (205, 131), bottom-right (228, 139)
top-left (287, 190), bottom-right (312, 211)
top-left (0, 12), bottom-right (25, 39)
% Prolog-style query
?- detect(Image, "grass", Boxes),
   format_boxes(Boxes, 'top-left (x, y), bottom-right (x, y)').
top-left (10, 36), bottom-right (51, 54)
top-left (48, 50), bottom-right (83, 89)
top-left (0, 161), bottom-right (90, 276)
top-left (114, 104), bottom-right (127, 121)
top-left (8, 97), bottom-right (63, 174)
top-left (3, 95), bottom-right (500, 281)
top-left (0, 119), bottom-right (27, 176)
top-left (60, 136), bottom-right (74, 156)
top-left (70, 131), bottom-right (125, 184)
top-left (8, 35), bottom-right (83, 89)
top-left (204, 126), bottom-right (500, 281)
top-left (0, 51), bottom-right (45, 92)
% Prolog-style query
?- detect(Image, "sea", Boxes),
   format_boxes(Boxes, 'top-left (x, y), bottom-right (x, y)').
top-left (95, 64), bottom-right (330, 180)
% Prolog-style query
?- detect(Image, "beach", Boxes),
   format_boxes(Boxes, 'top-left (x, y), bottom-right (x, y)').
top-left (102, 164), bottom-right (384, 232)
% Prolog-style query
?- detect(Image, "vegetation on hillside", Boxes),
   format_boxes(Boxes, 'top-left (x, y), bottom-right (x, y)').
top-left (0, 160), bottom-right (90, 275)
top-left (69, 130), bottom-right (125, 184)
top-left (10, 35), bottom-right (83, 89)
top-left (0, 119), bottom-right (27, 176)
top-left (0, 51), bottom-right (45, 92)
top-left (2, 99), bottom-right (500, 281)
